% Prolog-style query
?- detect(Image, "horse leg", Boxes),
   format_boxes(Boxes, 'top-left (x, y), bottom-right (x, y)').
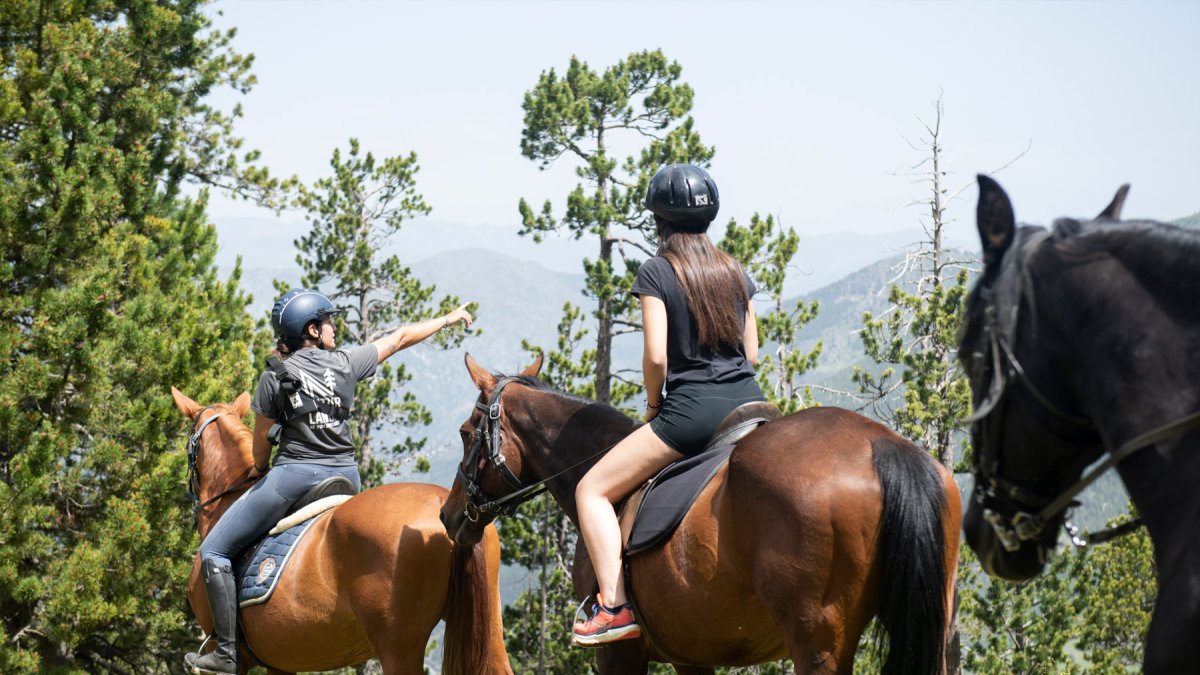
top-left (595, 639), bottom-right (650, 675)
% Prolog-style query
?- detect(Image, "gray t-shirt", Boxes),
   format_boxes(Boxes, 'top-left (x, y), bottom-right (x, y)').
top-left (251, 344), bottom-right (378, 466)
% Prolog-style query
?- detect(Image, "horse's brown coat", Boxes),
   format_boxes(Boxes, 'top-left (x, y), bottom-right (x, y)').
top-left (172, 387), bottom-right (512, 675)
top-left (442, 357), bottom-right (961, 675)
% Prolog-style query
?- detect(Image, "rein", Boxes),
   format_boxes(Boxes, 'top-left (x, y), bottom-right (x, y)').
top-left (969, 229), bottom-right (1200, 550)
top-left (456, 377), bottom-right (613, 521)
top-left (185, 406), bottom-right (261, 523)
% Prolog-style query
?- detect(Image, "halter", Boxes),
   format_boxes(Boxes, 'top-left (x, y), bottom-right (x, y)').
top-left (968, 227), bottom-right (1200, 551)
top-left (454, 377), bottom-right (614, 522)
top-left (184, 406), bottom-right (260, 523)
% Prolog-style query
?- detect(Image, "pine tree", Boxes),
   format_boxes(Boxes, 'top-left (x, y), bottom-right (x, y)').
top-left (289, 139), bottom-right (472, 487)
top-left (959, 546), bottom-right (1085, 674)
top-left (719, 213), bottom-right (822, 413)
top-left (851, 97), bottom-right (975, 672)
top-left (1073, 510), bottom-right (1155, 672)
top-left (518, 49), bottom-right (713, 407)
top-left (0, 1), bottom-right (277, 669)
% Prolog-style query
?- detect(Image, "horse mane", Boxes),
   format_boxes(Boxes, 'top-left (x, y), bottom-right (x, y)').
top-left (500, 373), bottom-right (637, 426)
top-left (212, 405), bottom-right (255, 468)
top-left (1054, 217), bottom-right (1200, 271)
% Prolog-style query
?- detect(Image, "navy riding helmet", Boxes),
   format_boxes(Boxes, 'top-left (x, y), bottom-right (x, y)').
top-left (271, 288), bottom-right (345, 339)
top-left (645, 164), bottom-right (720, 228)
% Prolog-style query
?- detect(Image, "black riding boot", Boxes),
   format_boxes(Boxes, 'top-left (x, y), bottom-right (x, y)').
top-left (184, 559), bottom-right (239, 675)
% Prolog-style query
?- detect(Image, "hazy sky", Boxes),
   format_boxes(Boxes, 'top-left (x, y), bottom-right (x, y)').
top-left (204, 1), bottom-right (1199, 247)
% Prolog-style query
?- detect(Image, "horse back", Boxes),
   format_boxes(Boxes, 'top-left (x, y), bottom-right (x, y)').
top-left (625, 407), bottom-right (948, 666)
top-left (238, 483), bottom-right (455, 671)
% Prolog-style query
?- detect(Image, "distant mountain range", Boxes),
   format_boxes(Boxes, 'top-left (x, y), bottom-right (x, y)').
top-left (220, 209), bottom-right (1199, 542)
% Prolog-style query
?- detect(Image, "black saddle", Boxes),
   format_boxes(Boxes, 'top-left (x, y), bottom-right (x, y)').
top-left (290, 475), bottom-right (357, 514)
top-left (622, 400), bottom-right (782, 556)
top-left (704, 400), bottom-right (783, 450)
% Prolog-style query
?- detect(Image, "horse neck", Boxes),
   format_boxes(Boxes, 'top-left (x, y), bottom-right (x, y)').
top-left (1041, 227), bottom-right (1200, 537)
top-left (508, 388), bottom-right (638, 523)
top-left (1043, 229), bottom-right (1200, 445)
top-left (195, 415), bottom-right (255, 539)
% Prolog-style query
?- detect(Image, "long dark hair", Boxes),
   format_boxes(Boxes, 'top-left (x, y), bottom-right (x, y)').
top-left (657, 218), bottom-right (749, 350)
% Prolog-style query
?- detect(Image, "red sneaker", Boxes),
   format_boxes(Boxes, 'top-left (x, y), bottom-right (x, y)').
top-left (572, 594), bottom-right (641, 647)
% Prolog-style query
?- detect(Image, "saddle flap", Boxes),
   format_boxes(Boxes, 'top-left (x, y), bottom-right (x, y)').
top-left (624, 445), bottom-right (734, 557)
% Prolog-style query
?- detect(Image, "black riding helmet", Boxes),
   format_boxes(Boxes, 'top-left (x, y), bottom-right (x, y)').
top-left (271, 288), bottom-right (345, 340)
top-left (644, 163), bottom-right (720, 228)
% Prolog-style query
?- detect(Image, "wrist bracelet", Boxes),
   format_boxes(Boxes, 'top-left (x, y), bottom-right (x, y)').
top-left (646, 399), bottom-right (662, 409)
top-left (255, 463), bottom-right (268, 472)
top-left (442, 316), bottom-right (450, 329)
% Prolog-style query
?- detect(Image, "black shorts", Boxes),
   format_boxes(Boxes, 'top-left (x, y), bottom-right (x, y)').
top-left (649, 376), bottom-right (766, 457)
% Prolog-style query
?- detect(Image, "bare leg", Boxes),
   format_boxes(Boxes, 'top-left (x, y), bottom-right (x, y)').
top-left (576, 424), bottom-right (683, 607)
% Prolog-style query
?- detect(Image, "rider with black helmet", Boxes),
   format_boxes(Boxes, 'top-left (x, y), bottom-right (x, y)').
top-left (185, 289), bottom-right (472, 675)
top-left (571, 164), bottom-right (765, 646)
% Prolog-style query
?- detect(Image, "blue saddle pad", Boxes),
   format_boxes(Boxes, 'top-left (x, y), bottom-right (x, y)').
top-left (625, 444), bottom-right (734, 557)
top-left (235, 516), bottom-right (322, 607)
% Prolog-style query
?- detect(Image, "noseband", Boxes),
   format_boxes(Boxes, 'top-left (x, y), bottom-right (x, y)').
top-left (185, 406), bottom-right (260, 523)
top-left (969, 227), bottom-right (1200, 551)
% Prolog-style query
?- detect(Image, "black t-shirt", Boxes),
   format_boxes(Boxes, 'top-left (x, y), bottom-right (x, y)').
top-left (631, 256), bottom-right (757, 390)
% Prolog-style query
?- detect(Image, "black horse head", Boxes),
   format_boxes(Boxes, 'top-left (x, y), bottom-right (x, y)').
top-left (959, 176), bottom-right (1136, 580)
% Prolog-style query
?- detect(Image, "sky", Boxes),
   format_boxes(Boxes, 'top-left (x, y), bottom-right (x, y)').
top-left (202, 1), bottom-right (1200, 263)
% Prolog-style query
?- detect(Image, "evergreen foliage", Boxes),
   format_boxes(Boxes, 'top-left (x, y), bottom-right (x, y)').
top-left (960, 546), bottom-right (1085, 674)
top-left (517, 49), bottom-right (712, 407)
top-left (719, 213), bottom-right (822, 413)
top-left (289, 139), bottom-right (473, 486)
top-left (1074, 511), bottom-right (1155, 672)
top-left (0, 0), bottom-right (275, 669)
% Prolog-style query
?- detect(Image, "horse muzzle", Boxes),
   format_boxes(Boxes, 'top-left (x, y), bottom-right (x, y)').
top-left (440, 499), bottom-right (488, 547)
top-left (964, 501), bottom-right (1051, 581)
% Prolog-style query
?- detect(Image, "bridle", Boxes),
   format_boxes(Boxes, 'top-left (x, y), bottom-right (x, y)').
top-left (454, 377), bottom-right (613, 523)
top-left (185, 406), bottom-right (260, 523)
top-left (967, 227), bottom-right (1200, 552)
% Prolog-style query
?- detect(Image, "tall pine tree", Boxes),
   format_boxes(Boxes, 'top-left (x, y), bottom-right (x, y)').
top-left (289, 139), bottom-right (472, 487)
top-left (518, 49), bottom-right (712, 407)
top-left (0, 0), bottom-right (278, 670)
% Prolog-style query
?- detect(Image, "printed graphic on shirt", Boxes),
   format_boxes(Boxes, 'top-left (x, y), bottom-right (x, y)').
top-left (294, 367), bottom-right (343, 430)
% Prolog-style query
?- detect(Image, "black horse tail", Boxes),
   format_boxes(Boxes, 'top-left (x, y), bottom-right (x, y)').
top-left (442, 527), bottom-right (511, 675)
top-left (872, 436), bottom-right (951, 675)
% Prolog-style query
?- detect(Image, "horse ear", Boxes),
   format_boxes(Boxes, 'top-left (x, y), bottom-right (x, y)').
top-left (171, 386), bottom-right (201, 419)
top-left (464, 353), bottom-right (497, 391)
top-left (1097, 183), bottom-right (1131, 220)
top-left (520, 352), bottom-right (544, 379)
top-left (232, 392), bottom-right (251, 418)
top-left (976, 174), bottom-right (1016, 265)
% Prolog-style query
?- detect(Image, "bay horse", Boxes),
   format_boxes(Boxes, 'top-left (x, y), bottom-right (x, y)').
top-left (171, 387), bottom-right (512, 675)
top-left (960, 176), bottom-right (1200, 673)
top-left (440, 354), bottom-right (961, 674)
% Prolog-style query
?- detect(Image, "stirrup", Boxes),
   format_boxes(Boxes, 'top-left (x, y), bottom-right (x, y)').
top-left (572, 595), bottom-right (596, 627)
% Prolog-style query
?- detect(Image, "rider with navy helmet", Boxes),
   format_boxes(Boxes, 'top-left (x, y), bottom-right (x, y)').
top-left (185, 289), bottom-right (472, 675)
top-left (571, 164), bottom-right (765, 646)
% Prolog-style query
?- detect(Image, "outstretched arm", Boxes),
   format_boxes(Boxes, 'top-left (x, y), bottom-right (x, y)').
top-left (371, 303), bottom-right (474, 364)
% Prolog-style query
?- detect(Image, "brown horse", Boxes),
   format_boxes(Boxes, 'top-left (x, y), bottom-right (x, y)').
top-left (171, 387), bottom-right (512, 675)
top-left (440, 355), bottom-right (961, 675)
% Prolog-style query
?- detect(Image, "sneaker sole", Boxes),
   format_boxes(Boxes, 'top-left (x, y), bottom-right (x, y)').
top-left (572, 624), bottom-right (642, 647)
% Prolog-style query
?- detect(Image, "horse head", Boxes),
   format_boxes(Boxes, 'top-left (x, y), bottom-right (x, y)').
top-left (441, 353), bottom-right (546, 547)
top-left (170, 387), bottom-right (255, 533)
top-left (959, 176), bottom-right (1121, 581)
